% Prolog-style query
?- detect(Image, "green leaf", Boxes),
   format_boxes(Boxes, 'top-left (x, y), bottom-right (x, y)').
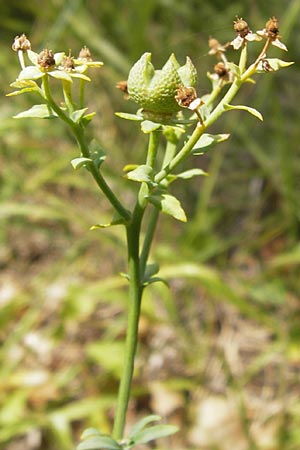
top-left (224, 103), bottom-right (263, 121)
top-left (71, 157), bottom-right (92, 170)
top-left (143, 263), bottom-right (160, 281)
top-left (77, 436), bottom-right (122, 450)
top-left (89, 139), bottom-right (106, 168)
top-left (13, 104), bottom-right (57, 119)
top-left (129, 415), bottom-right (161, 438)
top-left (71, 108), bottom-right (89, 123)
top-left (115, 112), bottom-right (143, 121)
top-left (227, 62), bottom-right (241, 78)
top-left (7, 86), bottom-right (39, 96)
top-left (256, 58), bottom-right (294, 73)
top-left (176, 168), bottom-right (208, 179)
top-left (82, 112), bottom-right (96, 126)
top-left (123, 164), bottom-right (138, 172)
top-left (149, 193), bottom-right (187, 222)
top-left (80, 428), bottom-right (103, 440)
top-left (141, 120), bottom-right (161, 133)
top-left (192, 133), bottom-right (230, 155)
top-left (49, 70), bottom-right (73, 82)
top-left (133, 424), bottom-right (179, 445)
top-left (70, 72), bottom-right (91, 82)
top-left (7, 79), bottom-right (39, 97)
top-left (27, 50), bottom-right (39, 65)
top-left (18, 66), bottom-right (44, 80)
top-left (90, 216), bottom-right (125, 229)
top-left (126, 164), bottom-right (154, 183)
top-left (143, 276), bottom-right (169, 287)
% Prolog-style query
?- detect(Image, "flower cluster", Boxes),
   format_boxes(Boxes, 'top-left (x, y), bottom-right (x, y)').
top-left (11, 34), bottom-right (103, 84)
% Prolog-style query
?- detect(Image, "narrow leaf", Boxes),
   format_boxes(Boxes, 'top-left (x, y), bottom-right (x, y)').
top-left (49, 70), bottom-right (73, 82)
top-left (10, 79), bottom-right (37, 89)
top-left (149, 194), bottom-right (187, 222)
top-left (71, 157), bottom-right (92, 170)
top-left (7, 87), bottom-right (39, 96)
top-left (80, 429), bottom-right (103, 440)
top-left (192, 133), bottom-right (230, 155)
top-left (143, 276), bottom-right (169, 287)
top-left (90, 139), bottom-right (106, 168)
top-left (71, 108), bottom-right (89, 123)
top-left (129, 415), bottom-right (161, 438)
top-left (27, 50), bottom-right (39, 65)
top-left (115, 112), bottom-right (143, 121)
top-left (90, 218), bottom-right (125, 229)
top-left (82, 112), bottom-right (96, 126)
top-left (77, 436), bottom-right (122, 450)
top-left (141, 120), bottom-right (161, 133)
top-left (224, 103), bottom-right (263, 121)
top-left (176, 168), bottom-right (208, 179)
top-left (70, 72), bottom-right (91, 81)
top-left (133, 424), bottom-right (179, 445)
top-left (143, 263), bottom-right (160, 280)
top-left (256, 58), bottom-right (294, 73)
top-left (13, 104), bottom-right (57, 119)
top-left (18, 66), bottom-right (45, 80)
top-left (226, 62), bottom-right (241, 78)
top-left (126, 165), bottom-right (154, 183)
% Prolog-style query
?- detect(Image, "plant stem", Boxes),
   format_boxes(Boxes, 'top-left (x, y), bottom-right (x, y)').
top-left (42, 75), bottom-right (131, 222)
top-left (140, 206), bottom-right (160, 276)
top-left (62, 79), bottom-right (75, 113)
top-left (73, 127), bottom-right (131, 222)
top-left (112, 131), bottom-right (160, 440)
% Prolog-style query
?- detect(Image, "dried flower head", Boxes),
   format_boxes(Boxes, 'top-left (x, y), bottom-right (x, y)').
top-left (37, 48), bottom-right (56, 70)
top-left (78, 46), bottom-right (93, 62)
top-left (257, 16), bottom-right (287, 51)
top-left (233, 17), bottom-right (250, 38)
top-left (214, 62), bottom-right (229, 78)
top-left (207, 62), bottom-right (233, 85)
top-left (231, 17), bottom-right (261, 50)
top-left (61, 52), bottom-right (75, 71)
top-left (265, 16), bottom-right (280, 39)
top-left (12, 34), bottom-right (31, 52)
top-left (175, 85), bottom-right (198, 109)
top-left (208, 37), bottom-right (228, 61)
top-left (116, 80), bottom-right (129, 99)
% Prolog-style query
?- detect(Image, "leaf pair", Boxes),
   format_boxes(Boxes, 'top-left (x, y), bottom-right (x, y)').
top-left (77, 415), bottom-right (178, 450)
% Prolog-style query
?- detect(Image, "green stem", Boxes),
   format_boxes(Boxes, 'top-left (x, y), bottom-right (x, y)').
top-left (42, 75), bottom-right (130, 222)
top-left (140, 206), bottom-right (160, 277)
top-left (62, 79), bottom-right (75, 113)
top-left (73, 127), bottom-right (131, 222)
top-left (112, 131), bottom-right (160, 440)
top-left (112, 218), bottom-right (143, 441)
top-left (79, 79), bottom-right (85, 108)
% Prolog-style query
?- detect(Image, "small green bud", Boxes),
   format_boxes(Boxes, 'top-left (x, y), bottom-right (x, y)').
top-left (127, 52), bottom-right (197, 115)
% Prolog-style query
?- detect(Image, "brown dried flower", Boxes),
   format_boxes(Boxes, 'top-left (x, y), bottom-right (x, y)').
top-left (257, 16), bottom-right (287, 51)
top-left (233, 17), bottom-right (250, 38)
top-left (208, 37), bottom-right (228, 60)
top-left (78, 46), bottom-right (93, 62)
top-left (61, 52), bottom-right (75, 71)
top-left (116, 80), bottom-right (129, 99)
top-left (12, 34), bottom-right (31, 52)
top-left (231, 17), bottom-right (261, 50)
top-left (37, 49), bottom-right (56, 70)
top-left (175, 86), bottom-right (198, 109)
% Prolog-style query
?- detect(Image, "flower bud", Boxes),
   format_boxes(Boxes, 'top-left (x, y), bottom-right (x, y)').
top-left (127, 52), bottom-right (197, 114)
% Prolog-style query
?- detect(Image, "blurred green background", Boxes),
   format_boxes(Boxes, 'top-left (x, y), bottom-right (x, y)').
top-left (1, 1), bottom-right (300, 449)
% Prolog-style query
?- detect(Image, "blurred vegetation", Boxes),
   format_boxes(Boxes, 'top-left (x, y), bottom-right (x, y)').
top-left (1, 1), bottom-right (300, 449)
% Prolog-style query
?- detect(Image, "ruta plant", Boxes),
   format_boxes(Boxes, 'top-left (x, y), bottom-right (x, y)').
top-left (8, 16), bottom-right (293, 450)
